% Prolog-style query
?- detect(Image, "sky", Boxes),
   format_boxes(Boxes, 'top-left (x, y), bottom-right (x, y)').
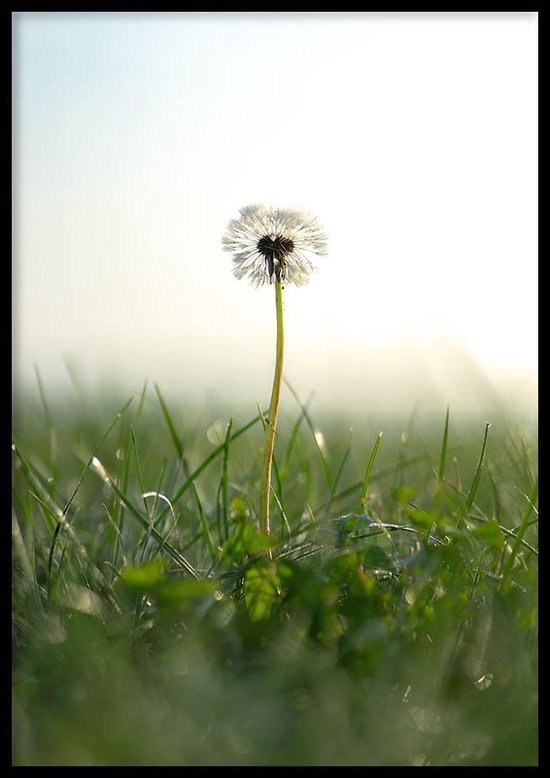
top-left (12, 12), bottom-right (538, 417)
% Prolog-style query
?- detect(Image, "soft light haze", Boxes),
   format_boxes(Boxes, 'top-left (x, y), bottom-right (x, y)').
top-left (13, 12), bottom-right (538, 415)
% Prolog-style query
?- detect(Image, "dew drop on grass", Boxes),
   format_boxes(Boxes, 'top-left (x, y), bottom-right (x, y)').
top-left (115, 448), bottom-right (125, 460)
top-left (314, 430), bottom-right (327, 454)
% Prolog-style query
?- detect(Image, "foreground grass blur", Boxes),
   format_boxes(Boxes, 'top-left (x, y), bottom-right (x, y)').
top-left (12, 383), bottom-right (537, 765)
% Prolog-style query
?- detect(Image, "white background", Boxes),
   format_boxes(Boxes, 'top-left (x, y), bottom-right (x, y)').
top-left (13, 12), bottom-right (537, 415)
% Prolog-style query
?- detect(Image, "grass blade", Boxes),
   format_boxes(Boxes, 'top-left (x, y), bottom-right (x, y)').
top-left (156, 410), bottom-right (265, 522)
top-left (284, 379), bottom-right (333, 491)
top-left (279, 394), bottom-right (311, 477)
top-left (155, 383), bottom-right (187, 463)
top-left (438, 406), bottom-right (450, 483)
top-left (62, 397), bottom-right (134, 518)
top-left (33, 365), bottom-right (59, 498)
top-left (319, 451), bottom-right (432, 516)
top-left (332, 427), bottom-right (353, 496)
top-left (501, 477), bottom-right (539, 580)
top-left (216, 417), bottom-right (233, 544)
top-left (91, 457), bottom-right (199, 579)
top-left (357, 431), bottom-right (383, 513)
top-left (458, 422), bottom-right (490, 526)
top-left (194, 483), bottom-right (217, 564)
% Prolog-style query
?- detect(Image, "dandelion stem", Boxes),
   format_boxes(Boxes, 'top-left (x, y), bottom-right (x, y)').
top-left (259, 280), bottom-right (285, 535)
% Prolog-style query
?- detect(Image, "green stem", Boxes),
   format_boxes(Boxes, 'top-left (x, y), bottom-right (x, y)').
top-left (259, 280), bottom-right (285, 535)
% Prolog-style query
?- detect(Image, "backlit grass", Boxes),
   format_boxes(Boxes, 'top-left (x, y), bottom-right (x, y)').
top-left (12, 381), bottom-right (538, 765)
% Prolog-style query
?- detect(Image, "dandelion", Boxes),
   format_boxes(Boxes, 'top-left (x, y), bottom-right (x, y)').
top-left (222, 204), bottom-right (328, 288)
top-left (222, 204), bottom-right (328, 536)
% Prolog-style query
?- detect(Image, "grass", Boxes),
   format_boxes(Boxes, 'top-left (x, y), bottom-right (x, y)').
top-left (12, 380), bottom-right (538, 765)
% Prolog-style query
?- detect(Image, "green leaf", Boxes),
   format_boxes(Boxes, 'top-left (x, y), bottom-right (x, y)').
top-left (244, 559), bottom-right (281, 621)
top-left (220, 522), bottom-right (277, 563)
top-left (473, 520), bottom-right (505, 549)
top-left (229, 496), bottom-right (250, 523)
top-left (120, 560), bottom-right (168, 588)
top-left (120, 562), bottom-right (213, 612)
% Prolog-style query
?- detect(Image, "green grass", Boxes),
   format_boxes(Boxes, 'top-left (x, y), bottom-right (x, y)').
top-left (12, 382), bottom-right (538, 765)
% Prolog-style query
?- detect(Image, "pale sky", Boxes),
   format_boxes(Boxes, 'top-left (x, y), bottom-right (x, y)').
top-left (13, 12), bottom-right (538, 415)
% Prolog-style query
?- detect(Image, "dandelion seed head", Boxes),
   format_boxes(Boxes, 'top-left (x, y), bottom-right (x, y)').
top-left (222, 204), bottom-right (328, 287)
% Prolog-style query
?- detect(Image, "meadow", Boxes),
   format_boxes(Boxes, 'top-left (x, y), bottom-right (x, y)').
top-left (12, 380), bottom-right (538, 765)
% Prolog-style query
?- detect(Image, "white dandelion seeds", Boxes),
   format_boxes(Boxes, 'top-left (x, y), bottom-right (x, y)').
top-left (222, 204), bottom-right (328, 287)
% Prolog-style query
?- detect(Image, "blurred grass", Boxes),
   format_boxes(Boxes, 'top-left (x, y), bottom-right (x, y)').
top-left (12, 382), bottom-right (537, 765)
